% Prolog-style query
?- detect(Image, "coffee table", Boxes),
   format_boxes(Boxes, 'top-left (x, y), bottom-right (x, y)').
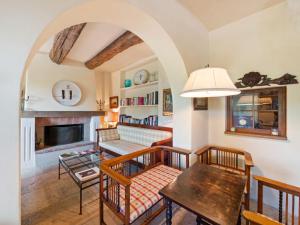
top-left (159, 163), bottom-right (246, 225)
top-left (58, 149), bottom-right (114, 214)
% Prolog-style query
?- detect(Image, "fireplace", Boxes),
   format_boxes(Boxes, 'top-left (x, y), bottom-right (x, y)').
top-left (20, 111), bottom-right (103, 168)
top-left (35, 116), bottom-right (92, 150)
top-left (44, 124), bottom-right (84, 146)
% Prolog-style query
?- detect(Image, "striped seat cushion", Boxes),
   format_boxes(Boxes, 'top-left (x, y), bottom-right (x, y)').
top-left (117, 125), bottom-right (172, 147)
top-left (99, 140), bottom-right (147, 155)
top-left (119, 165), bottom-right (182, 223)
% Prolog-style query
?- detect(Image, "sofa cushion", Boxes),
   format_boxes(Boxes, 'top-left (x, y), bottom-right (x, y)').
top-left (99, 140), bottom-right (147, 155)
top-left (118, 165), bottom-right (182, 223)
top-left (117, 125), bottom-right (172, 147)
top-left (98, 129), bottom-right (120, 142)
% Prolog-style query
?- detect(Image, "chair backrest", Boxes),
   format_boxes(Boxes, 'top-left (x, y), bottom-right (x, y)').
top-left (254, 176), bottom-right (300, 225)
top-left (97, 128), bottom-right (120, 142)
top-left (117, 124), bottom-right (172, 147)
top-left (195, 145), bottom-right (253, 175)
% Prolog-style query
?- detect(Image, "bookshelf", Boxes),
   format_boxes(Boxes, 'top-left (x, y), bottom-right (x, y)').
top-left (119, 58), bottom-right (160, 126)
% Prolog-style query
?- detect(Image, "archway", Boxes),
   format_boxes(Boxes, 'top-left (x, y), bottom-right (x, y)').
top-left (1, 0), bottom-right (200, 223)
top-left (23, 0), bottom-right (193, 148)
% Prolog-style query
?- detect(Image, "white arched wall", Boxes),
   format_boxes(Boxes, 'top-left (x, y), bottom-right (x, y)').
top-left (25, 0), bottom-right (194, 149)
top-left (1, 0), bottom-right (209, 223)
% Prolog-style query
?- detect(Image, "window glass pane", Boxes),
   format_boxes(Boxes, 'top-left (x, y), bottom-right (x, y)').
top-left (255, 89), bottom-right (279, 130)
top-left (254, 111), bottom-right (278, 129)
top-left (233, 94), bottom-right (253, 111)
top-left (233, 94), bottom-right (253, 128)
top-left (233, 111), bottom-right (253, 128)
top-left (257, 90), bottom-right (279, 111)
top-left (228, 87), bottom-right (285, 138)
top-left (232, 89), bottom-right (280, 131)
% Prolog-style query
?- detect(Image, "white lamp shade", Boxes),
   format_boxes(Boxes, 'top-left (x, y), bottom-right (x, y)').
top-left (180, 68), bottom-right (241, 97)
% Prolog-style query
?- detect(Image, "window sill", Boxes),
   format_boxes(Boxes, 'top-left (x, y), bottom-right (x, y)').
top-left (224, 131), bottom-right (287, 140)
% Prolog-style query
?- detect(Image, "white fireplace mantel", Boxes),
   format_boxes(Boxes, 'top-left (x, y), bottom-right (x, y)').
top-left (20, 112), bottom-right (103, 170)
top-left (20, 118), bottom-right (36, 169)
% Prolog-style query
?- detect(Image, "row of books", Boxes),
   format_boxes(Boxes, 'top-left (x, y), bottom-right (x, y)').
top-left (119, 114), bottom-right (158, 126)
top-left (120, 91), bottom-right (159, 106)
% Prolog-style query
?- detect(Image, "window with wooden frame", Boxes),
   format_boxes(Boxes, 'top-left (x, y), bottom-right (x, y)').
top-left (225, 87), bottom-right (287, 140)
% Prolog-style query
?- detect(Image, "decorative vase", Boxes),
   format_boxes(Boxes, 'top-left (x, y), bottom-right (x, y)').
top-left (124, 79), bottom-right (132, 88)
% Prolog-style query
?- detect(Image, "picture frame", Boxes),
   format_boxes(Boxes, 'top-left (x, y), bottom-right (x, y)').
top-left (163, 88), bottom-right (173, 116)
top-left (109, 96), bottom-right (119, 109)
top-left (193, 98), bottom-right (208, 110)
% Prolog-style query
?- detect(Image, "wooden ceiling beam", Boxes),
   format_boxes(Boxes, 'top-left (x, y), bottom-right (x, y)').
top-left (49, 23), bottom-right (86, 64)
top-left (85, 31), bottom-right (143, 69)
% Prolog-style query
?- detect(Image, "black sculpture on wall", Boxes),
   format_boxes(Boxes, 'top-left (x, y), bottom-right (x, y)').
top-left (235, 72), bottom-right (298, 88)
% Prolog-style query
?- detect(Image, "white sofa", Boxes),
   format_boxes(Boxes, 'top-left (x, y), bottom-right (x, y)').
top-left (96, 124), bottom-right (173, 155)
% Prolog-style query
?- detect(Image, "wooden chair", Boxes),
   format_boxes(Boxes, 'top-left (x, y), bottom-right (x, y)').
top-left (243, 210), bottom-right (283, 225)
top-left (243, 176), bottom-right (300, 225)
top-left (100, 146), bottom-right (190, 225)
top-left (195, 145), bottom-right (254, 210)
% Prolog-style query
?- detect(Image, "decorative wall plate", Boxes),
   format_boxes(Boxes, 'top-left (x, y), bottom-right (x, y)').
top-left (133, 69), bottom-right (149, 85)
top-left (52, 80), bottom-right (81, 106)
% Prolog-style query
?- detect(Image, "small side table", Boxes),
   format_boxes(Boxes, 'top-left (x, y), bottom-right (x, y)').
top-left (58, 150), bottom-right (113, 214)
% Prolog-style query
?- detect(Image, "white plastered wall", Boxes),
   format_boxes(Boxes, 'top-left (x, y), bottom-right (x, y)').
top-left (25, 53), bottom-right (97, 111)
top-left (209, 1), bottom-right (300, 205)
top-left (95, 71), bottom-right (111, 110)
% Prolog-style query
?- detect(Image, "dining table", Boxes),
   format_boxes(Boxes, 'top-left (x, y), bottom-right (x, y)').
top-left (159, 163), bottom-right (246, 225)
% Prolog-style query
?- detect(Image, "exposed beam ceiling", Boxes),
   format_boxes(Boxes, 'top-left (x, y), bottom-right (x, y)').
top-left (96, 43), bottom-right (154, 72)
top-left (85, 31), bottom-right (143, 69)
top-left (49, 23), bottom-right (86, 64)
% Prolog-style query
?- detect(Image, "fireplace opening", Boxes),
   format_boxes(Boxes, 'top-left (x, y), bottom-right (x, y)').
top-left (44, 124), bottom-right (84, 146)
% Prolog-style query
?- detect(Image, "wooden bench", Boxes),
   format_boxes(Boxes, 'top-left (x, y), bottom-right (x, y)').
top-left (96, 123), bottom-right (173, 157)
top-left (100, 146), bottom-right (190, 225)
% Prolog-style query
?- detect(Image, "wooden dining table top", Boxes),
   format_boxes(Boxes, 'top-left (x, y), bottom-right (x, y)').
top-left (159, 163), bottom-right (246, 225)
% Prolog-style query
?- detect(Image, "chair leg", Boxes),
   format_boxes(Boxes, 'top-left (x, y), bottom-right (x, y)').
top-left (245, 193), bottom-right (250, 210)
top-left (58, 161), bottom-right (61, 179)
top-left (79, 187), bottom-right (82, 215)
top-left (243, 195), bottom-right (250, 225)
top-left (196, 216), bottom-right (202, 225)
top-left (166, 199), bottom-right (172, 225)
top-left (235, 208), bottom-right (242, 225)
top-left (100, 197), bottom-right (104, 225)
